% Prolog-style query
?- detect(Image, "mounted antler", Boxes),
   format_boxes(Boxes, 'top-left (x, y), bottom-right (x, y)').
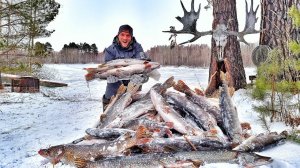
top-left (163, 0), bottom-right (212, 46)
top-left (227, 0), bottom-right (260, 44)
top-left (163, 0), bottom-right (259, 47)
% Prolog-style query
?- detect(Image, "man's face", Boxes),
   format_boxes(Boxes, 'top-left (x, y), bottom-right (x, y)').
top-left (118, 30), bottom-right (132, 48)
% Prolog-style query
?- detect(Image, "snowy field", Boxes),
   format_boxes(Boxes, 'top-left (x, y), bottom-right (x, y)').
top-left (0, 64), bottom-right (300, 168)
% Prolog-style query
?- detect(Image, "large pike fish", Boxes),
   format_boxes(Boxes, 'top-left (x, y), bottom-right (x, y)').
top-left (85, 128), bottom-right (135, 140)
top-left (121, 118), bottom-right (173, 138)
top-left (150, 89), bottom-right (201, 136)
top-left (75, 150), bottom-right (272, 168)
top-left (38, 126), bottom-right (146, 166)
top-left (98, 83), bottom-right (140, 129)
top-left (106, 77), bottom-right (175, 128)
top-left (166, 91), bottom-right (228, 142)
top-left (84, 59), bottom-right (161, 81)
top-left (173, 80), bottom-right (223, 125)
top-left (136, 135), bottom-right (229, 153)
top-left (233, 131), bottom-right (288, 152)
top-left (219, 71), bottom-right (244, 144)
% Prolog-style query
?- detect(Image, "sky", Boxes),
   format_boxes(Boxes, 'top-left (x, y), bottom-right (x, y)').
top-left (1, 64), bottom-right (300, 168)
top-left (37, 0), bottom-right (261, 52)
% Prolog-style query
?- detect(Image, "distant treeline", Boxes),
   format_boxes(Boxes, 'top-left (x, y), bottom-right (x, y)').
top-left (41, 43), bottom-right (256, 67)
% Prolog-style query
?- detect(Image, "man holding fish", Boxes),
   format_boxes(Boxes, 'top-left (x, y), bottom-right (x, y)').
top-left (102, 24), bottom-right (151, 110)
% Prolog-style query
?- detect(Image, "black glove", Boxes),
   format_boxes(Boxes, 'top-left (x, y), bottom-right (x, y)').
top-left (130, 74), bottom-right (149, 85)
top-left (107, 75), bottom-right (119, 83)
top-left (139, 52), bottom-right (151, 61)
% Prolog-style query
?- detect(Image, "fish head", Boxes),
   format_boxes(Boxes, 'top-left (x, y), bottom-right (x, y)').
top-left (238, 152), bottom-right (272, 167)
top-left (38, 145), bottom-right (65, 165)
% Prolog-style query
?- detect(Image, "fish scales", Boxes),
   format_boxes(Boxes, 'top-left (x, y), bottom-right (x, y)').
top-left (107, 77), bottom-right (175, 128)
top-left (233, 131), bottom-right (288, 152)
top-left (84, 59), bottom-right (161, 81)
top-left (166, 91), bottom-right (218, 131)
top-left (219, 72), bottom-right (243, 144)
top-left (136, 136), bottom-right (229, 153)
top-left (79, 150), bottom-right (272, 168)
top-left (173, 80), bottom-right (223, 126)
top-left (99, 84), bottom-right (140, 129)
top-left (85, 128), bottom-right (135, 140)
top-left (150, 89), bottom-right (196, 135)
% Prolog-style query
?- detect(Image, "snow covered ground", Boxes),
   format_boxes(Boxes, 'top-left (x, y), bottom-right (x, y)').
top-left (0, 64), bottom-right (299, 168)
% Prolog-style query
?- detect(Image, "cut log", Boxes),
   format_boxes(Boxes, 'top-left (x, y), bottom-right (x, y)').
top-left (1, 73), bottom-right (68, 88)
top-left (39, 80), bottom-right (68, 87)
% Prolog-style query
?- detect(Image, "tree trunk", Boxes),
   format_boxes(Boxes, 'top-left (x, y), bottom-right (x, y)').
top-left (260, 0), bottom-right (300, 81)
top-left (0, 71), bottom-right (3, 90)
top-left (260, 0), bottom-right (299, 49)
top-left (206, 0), bottom-right (246, 96)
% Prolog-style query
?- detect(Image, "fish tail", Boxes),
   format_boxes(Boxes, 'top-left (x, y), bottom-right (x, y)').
top-left (148, 69), bottom-right (161, 81)
top-left (83, 68), bottom-right (94, 73)
top-left (162, 76), bottom-right (175, 88)
top-left (74, 158), bottom-right (87, 168)
top-left (173, 80), bottom-right (193, 96)
top-left (85, 72), bottom-right (95, 81)
top-left (116, 84), bottom-right (127, 95)
top-left (165, 129), bottom-right (173, 137)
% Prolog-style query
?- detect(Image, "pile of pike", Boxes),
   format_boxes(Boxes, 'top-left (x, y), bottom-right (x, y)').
top-left (38, 59), bottom-right (288, 168)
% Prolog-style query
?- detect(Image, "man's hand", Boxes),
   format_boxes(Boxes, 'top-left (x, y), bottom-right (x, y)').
top-left (107, 75), bottom-right (119, 83)
top-left (139, 52), bottom-right (151, 61)
top-left (130, 74), bottom-right (149, 85)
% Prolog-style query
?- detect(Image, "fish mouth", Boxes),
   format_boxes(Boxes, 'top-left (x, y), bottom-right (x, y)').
top-left (38, 149), bottom-right (47, 157)
top-left (240, 153), bottom-right (273, 167)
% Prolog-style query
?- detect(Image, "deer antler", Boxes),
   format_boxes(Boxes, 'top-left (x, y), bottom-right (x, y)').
top-left (162, 0), bottom-right (212, 45)
top-left (227, 0), bottom-right (260, 44)
top-left (163, 0), bottom-right (259, 47)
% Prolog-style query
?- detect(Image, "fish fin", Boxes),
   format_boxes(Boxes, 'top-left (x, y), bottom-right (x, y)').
top-left (209, 128), bottom-right (218, 135)
top-left (135, 125), bottom-right (152, 139)
top-left (97, 64), bottom-right (106, 68)
top-left (143, 61), bottom-right (150, 64)
top-left (165, 121), bottom-right (174, 129)
top-left (173, 80), bottom-right (193, 96)
top-left (83, 67), bottom-right (95, 73)
top-left (161, 76), bottom-right (175, 89)
top-left (85, 72), bottom-right (95, 81)
top-left (74, 158), bottom-right (87, 168)
top-left (136, 138), bottom-right (153, 145)
top-left (148, 69), bottom-right (161, 81)
top-left (127, 82), bottom-right (140, 95)
top-left (165, 129), bottom-right (173, 137)
top-left (185, 159), bottom-right (204, 167)
top-left (194, 88), bottom-right (204, 96)
top-left (144, 63), bottom-right (152, 70)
